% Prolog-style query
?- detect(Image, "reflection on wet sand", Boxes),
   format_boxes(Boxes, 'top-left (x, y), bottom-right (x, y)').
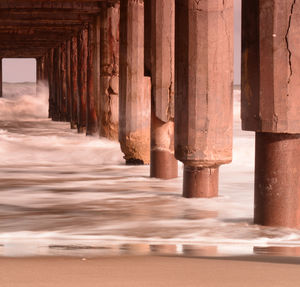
top-left (254, 246), bottom-right (300, 257)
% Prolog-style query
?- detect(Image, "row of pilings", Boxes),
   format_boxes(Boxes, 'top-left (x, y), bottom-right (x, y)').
top-left (33, 0), bottom-right (300, 229)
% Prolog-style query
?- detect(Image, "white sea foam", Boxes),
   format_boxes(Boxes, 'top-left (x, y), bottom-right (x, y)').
top-left (0, 84), bottom-right (299, 258)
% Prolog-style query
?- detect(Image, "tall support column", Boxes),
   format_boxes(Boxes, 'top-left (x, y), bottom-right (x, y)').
top-left (242, 0), bottom-right (300, 227)
top-left (36, 56), bottom-right (45, 95)
top-left (86, 22), bottom-right (99, 135)
top-left (70, 36), bottom-right (79, 129)
top-left (77, 26), bottom-right (88, 133)
top-left (52, 47), bottom-right (60, 121)
top-left (48, 49), bottom-right (55, 119)
top-left (150, 0), bottom-right (178, 179)
top-left (0, 58), bottom-right (3, 98)
top-left (119, 0), bottom-right (151, 165)
top-left (100, 2), bottom-right (120, 141)
top-left (60, 42), bottom-right (67, 122)
top-left (66, 40), bottom-right (72, 123)
top-left (175, 0), bottom-right (234, 197)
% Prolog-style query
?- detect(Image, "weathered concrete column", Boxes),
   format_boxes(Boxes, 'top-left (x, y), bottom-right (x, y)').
top-left (66, 40), bottom-right (72, 123)
top-left (77, 26), bottom-right (88, 133)
top-left (255, 133), bottom-right (300, 227)
top-left (86, 22), bottom-right (99, 135)
top-left (100, 3), bottom-right (120, 141)
top-left (150, 0), bottom-right (178, 179)
top-left (70, 36), bottom-right (79, 129)
top-left (56, 46), bottom-right (63, 120)
top-left (48, 49), bottom-right (55, 119)
top-left (119, 0), bottom-right (151, 165)
top-left (242, 0), bottom-right (300, 227)
top-left (0, 58), bottom-right (3, 98)
top-left (59, 42), bottom-right (67, 122)
top-left (51, 48), bottom-right (59, 121)
top-left (175, 0), bottom-right (234, 197)
top-left (36, 56), bottom-right (45, 96)
top-left (52, 47), bottom-right (60, 121)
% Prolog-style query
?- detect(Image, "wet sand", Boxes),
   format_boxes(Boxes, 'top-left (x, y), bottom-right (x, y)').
top-left (1, 255), bottom-right (300, 287)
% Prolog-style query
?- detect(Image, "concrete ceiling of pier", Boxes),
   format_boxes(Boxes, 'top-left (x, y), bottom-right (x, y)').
top-left (0, 0), bottom-right (115, 58)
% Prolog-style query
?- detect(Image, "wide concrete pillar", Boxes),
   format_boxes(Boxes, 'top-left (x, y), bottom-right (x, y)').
top-left (77, 26), bottom-right (88, 133)
top-left (0, 58), bottom-right (3, 98)
top-left (70, 36), bottom-right (79, 129)
top-left (119, 0), bottom-right (150, 165)
top-left (149, 0), bottom-right (178, 179)
top-left (175, 0), bottom-right (234, 198)
top-left (86, 22), bottom-right (99, 135)
top-left (242, 0), bottom-right (300, 227)
top-left (100, 2), bottom-right (120, 141)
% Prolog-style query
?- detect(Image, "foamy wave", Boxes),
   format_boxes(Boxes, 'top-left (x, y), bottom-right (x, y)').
top-left (0, 82), bottom-right (48, 120)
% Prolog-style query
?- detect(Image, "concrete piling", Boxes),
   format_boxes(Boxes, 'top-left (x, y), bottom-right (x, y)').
top-left (149, 0), bottom-right (178, 179)
top-left (0, 58), bottom-right (2, 98)
top-left (242, 0), bottom-right (300, 227)
top-left (77, 26), bottom-right (88, 133)
top-left (119, 0), bottom-right (150, 165)
top-left (100, 2), bottom-right (120, 141)
top-left (175, 0), bottom-right (234, 197)
top-left (86, 22), bottom-right (99, 135)
top-left (70, 36), bottom-right (79, 129)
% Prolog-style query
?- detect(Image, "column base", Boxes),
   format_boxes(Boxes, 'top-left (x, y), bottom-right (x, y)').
top-left (254, 132), bottom-right (300, 228)
top-left (77, 126), bottom-right (86, 134)
top-left (150, 150), bottom-right (178, 179)
top-left (126, 158), bottom-right (145, 165)
top-left (183, 165), bottom-right (219, 198)
top-left (70, 121), bottom-right (77, 130)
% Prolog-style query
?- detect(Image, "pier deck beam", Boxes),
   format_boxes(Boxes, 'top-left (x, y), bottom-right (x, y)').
top-left (242, 0), bottom-right (300, 227)
top-left (119, 0), bottom-right (150, 165)
top-left (175, 0), bottom-right (234, 197)
top-left (149, 0), bottom-right (178, 179)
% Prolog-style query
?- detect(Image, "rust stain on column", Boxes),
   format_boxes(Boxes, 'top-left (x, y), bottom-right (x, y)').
top-left (70, 36), bottom-right (78, 129)
top-left (150, 0), bottom-right (178, 179)
top-left (242, 0), bottom-right (300, 227)
top-left (119, 0), bottom-right (150, 165)
top-left (100, 2), bottom-right (120, 141)
top-left (175, 0), bottom-right (234, 197)
top-left (77, 26), bottom-right (88, 133)
top-left (86, 22), bottom-right (99, 135)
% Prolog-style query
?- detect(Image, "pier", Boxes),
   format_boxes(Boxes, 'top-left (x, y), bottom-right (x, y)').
top-left (0, 0), bottom-right (299, 228)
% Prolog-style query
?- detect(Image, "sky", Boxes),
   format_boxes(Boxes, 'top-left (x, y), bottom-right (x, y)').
top-left (2, 0), bottom-right (242, 84)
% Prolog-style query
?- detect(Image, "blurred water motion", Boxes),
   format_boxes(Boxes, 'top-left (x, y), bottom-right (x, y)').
top-left (1, 83), bottom-right (300, 258)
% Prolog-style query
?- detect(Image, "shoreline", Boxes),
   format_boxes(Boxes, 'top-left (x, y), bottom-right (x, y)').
top-left (0, 255), bottom-right (300, 287)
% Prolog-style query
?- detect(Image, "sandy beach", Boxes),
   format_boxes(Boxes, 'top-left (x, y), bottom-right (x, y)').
top-left (1, 255), bottom-right (300, 287)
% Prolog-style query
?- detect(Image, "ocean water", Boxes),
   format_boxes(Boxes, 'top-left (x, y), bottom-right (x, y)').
top-left (0, 83), bottom-right (300, 258)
